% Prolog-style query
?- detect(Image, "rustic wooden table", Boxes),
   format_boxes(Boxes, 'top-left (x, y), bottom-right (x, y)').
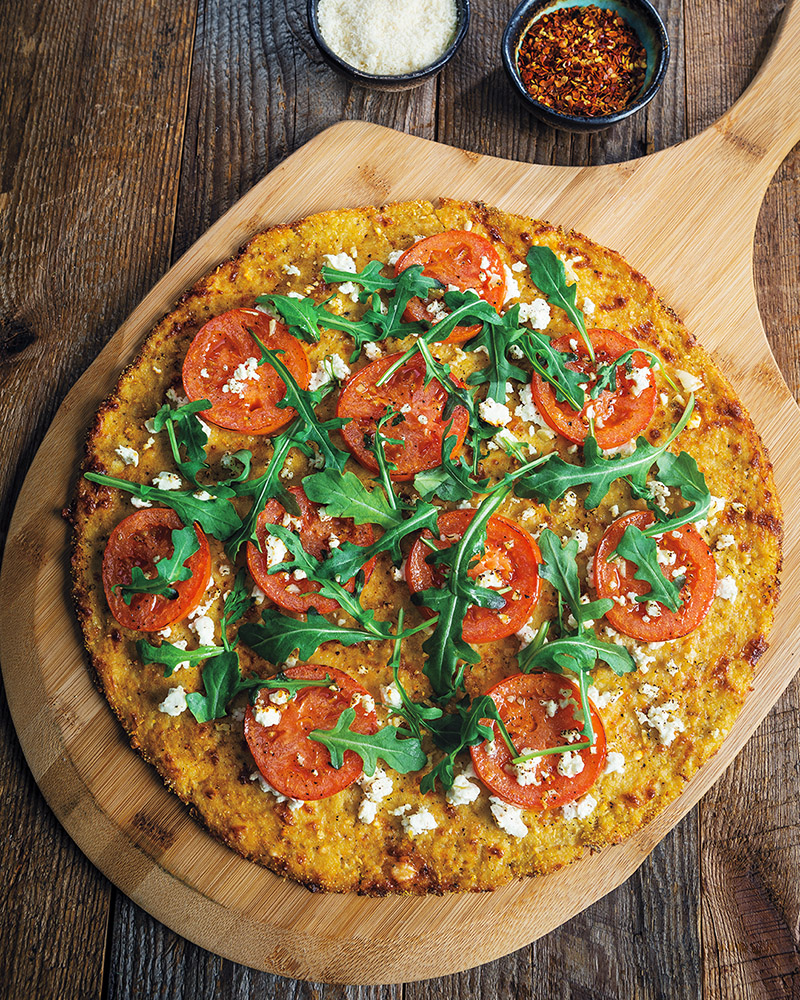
top-left (2, 0), bottom-right (799, 996)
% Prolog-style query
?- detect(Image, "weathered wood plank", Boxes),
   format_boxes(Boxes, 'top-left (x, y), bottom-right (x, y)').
top-left (0, 0), bottom-right (196, 998)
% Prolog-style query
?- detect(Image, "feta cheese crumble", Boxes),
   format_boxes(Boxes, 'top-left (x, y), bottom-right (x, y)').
top-left (489, 796), bottom-right (528, 838)
top-left (159, 686), bottom-right (187, 716)
top-left (401, 807), bottom-right (438, 837)
top-left (115, 445), bottom-right (139, 467)
top-left (152, 471), bottom-right (182, 491)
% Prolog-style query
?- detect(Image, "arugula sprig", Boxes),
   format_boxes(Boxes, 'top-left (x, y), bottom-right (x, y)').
top-left (152, 399), bottom-right (213, 486)
top-left (416, 488), bottom-right (510, 700)
top-left (515, 397), bottom-right (696, 509)
top-left (138, 571), bottom-right (262, 722)
top-left (255, 293), bottom-right (378, 350)
top-left (84, 472), bottom-right (243, 540)
top-left (526, 246), bottom-right (593, 362)
top-left (309, 707), bottom-right (428, 775)
top-left (609, 526), bottom-right (684, 611)
top-left (515, 529), bottom-right (635, 758)
top-left (114, 525), bottom-right (199, 604)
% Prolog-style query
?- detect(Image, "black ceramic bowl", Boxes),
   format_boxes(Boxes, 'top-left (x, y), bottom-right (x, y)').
top-left (502, 0), bottom-right (669, 132)
top-left (308, 0), bottom-right (470, 91)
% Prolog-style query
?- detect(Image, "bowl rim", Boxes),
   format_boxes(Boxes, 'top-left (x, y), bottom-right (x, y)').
top-left (501, 0), bottom-right (670, 125)
top-left (308, 0), bottom-right (472, 85)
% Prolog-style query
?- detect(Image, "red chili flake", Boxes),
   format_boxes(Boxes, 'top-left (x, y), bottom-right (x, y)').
top-left (516, 5), bottom-right (648, 117)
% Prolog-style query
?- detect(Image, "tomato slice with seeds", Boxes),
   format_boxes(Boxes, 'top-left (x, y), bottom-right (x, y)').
top-left (406, 509), bottom-right (542, 643)
top-left (336, 352), bottom-right (470, 481)
top-left (531, 328), bottom-right (656, 449)
top-left (470, 673), bottom-right (607, 810)
top-left (593, 510), bottom-right (716, 641)
top-left (247, 486), bottom-right (376, 615)
top-left (102, 508), bottom-right (211, 632)
top-left (244, 664), bottom-right (379, 801)
top-left (394, 231), bottom-right (506, 344)
top-left (182, 308), bottom-right (309, 435)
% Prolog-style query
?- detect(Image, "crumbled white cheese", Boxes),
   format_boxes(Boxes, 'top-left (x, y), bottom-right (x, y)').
top-left (115, 445), bottom-right (139, 467)
top-left (488, 796), bottom-right (528, 838)
top-left (478, 398), bottom-right (512, 426)
top-left (603, 751), bottom-right (626, 776)
top-left (401, 807), bottom-right (438, 837)
top-left (628, 365), bottom-right (652, 398)
top-left (131, 496), bottom-right (152, 509)
top-left (572, 529), bottom-right (588, 553)
top-left (188, 615), bottom-right (216, 646)
top-left (640, 683), bottom-right (661, 700)
top-left (159, 686), bottom-right (187, 716)
top-left (562, 794), bottom-right (597, 821)
top-left (716, 575), bottom-right (738, 601)
top-left (516, 622), bottom-right (539, 649)
top-left (475, 569), bottom-right (504, 590)
top-left (503, 264), bottom-right (520, 303)
top-left (446, 763), bottom-right (481, 806)
top-left (283, 263), bottom-right (301, 276)
top-left (515, 384), bottom-right (556, 436)
top-left (586, 685), bottom-right (622, 710)
top-left (264, 534), bottom-right (289, 568)
top-left (220, 356), bottom-right (261, 397)
top-left (249, 772), bottom-right (303, 809)
top-left (675, 369), bottom-right (704, 394)
top-left (363, 341), bottom-right (382, 360)
top-left (357, 766), bottom-right (394, 824)
top-left (715, 534), bottom-right (736, 551)
top-left (636, 700), bottom-right (685, 746)
top-left (539, 699), bottom-right (559, 718)
top-left (308, 354), bottom-right (351, 390)
top-left (323, 251), bottom-right (360, 302)
top-left (351, 691), bottom-right (376, 714)
top-left (583, 297), bottom-right (596, 314)
top-left (513, 749), bottom-right (543, 786)
top-left (166, 386), bottom-right (189, 407)
top-left (516, 298), bottom-right (551, 330)
top-left (152, 471), bottom-right (182, 491)
top-left (254, 705), bottom-right (283, 727)
top-left (380, 681), bottom-right (404, 709)
top-left (557, 751), bottom-right (585, 778)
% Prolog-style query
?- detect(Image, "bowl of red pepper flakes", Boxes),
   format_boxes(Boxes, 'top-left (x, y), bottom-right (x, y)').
top-left (502, 0), bottom-right (669, 132)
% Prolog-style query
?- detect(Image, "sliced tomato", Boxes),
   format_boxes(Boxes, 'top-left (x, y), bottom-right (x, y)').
top-left (102, 508), bottom-right (211, 632)
top-left (593, 510), bottom-right (716, 641)
top-left (336, 352), bottom-right (470, 481)
top-left (182, 308), bottom-right (309, 435)
top-left (531, 328), bottom-right (656, 449)
top-left (406, 509), bottom-right (541, 643)
top-left (244, 664), bottom-right (378, 800)
top-left (246, 486), bottom-right (375, 615)
top-left (394, 231), bottom-right (506, 344)
top-left (470, 673), bottom-right (607, 810)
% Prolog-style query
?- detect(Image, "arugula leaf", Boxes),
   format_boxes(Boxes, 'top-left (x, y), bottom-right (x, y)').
top-left (320, 259), bottom-right (397, 295)
top-left (138, 639), bottom-right (224, 676)
top-left (302, 467), bottom-right (399, 528)
top-left (525, 246), bottom-right (592, 360)
top-left (152, 399), bottom-right (213, 485)
top-left (590, 348), bottom-right (654, 400)
top-left (418, 489), bottom-right (510, 700)
top-left (518, 329), bottom-right (586, 410)
top-left (258, 672), bottom-right (336, 697)
top-left (642, 451), bottom-right (711, 534)
top-left (608, 524), bottom-right (683, 611)
top-left (239, 608), bottom-right (383, 664)
top-left (515, 399), bottom-right (695, 510)
top-left (114, 526), bottom-right (200, 604)
top-left (309, 707), bottom-right (427, 775)
top-left (223, 420), bottom-right (302, 560)
top-left (185, 651), bottom-right (251, 723)
top-left (537, 529), bottom-right (612, 630)
top-left (421, 695), bottom-right (518, 793)
top-left (463, 303), bottom-right (527, 402)
top-left (254, 345), bottom-right (351, 472)
top-left (84, 472), bottom-right (243, 540)
top-left (359, 265), bottom-right (440, 340)
top-left (220, 569), bottom-right (253, 630)
top-left (256, 293), bottom-right (379, 350)
top-left (520, 631), bottom-right (635, 677)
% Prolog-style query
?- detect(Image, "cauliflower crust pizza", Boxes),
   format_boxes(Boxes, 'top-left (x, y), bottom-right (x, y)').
top-left (70, 199), bottom-right (782, 894)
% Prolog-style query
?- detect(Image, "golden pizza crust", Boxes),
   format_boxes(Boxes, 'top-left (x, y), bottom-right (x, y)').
top-left (71, 199), bottom-right (782, 893)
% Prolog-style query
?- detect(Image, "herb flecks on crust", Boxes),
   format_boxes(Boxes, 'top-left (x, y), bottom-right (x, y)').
top-left (71, 199), bottom-right (782, 894)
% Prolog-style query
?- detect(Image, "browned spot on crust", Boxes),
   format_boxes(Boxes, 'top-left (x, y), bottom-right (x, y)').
top-left (743, 636), bottom-right (769, 665)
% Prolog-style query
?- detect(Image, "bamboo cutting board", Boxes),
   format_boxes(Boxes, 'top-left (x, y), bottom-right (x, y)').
top-left (2, 0), bottom-right (800, 982)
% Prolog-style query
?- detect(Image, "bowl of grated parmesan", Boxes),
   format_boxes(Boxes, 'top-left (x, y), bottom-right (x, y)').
top-left (308, 0), bottom-right (470, 90)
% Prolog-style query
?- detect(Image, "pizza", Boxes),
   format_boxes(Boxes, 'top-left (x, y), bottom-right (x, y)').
top-left (70, 199), bottom-right (782, 893)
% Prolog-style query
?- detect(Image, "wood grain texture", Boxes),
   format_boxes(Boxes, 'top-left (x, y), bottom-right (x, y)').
top-left (0, 1), bottom-right (197, 999)
top-left (2, 0), bottom-right (800, 995)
